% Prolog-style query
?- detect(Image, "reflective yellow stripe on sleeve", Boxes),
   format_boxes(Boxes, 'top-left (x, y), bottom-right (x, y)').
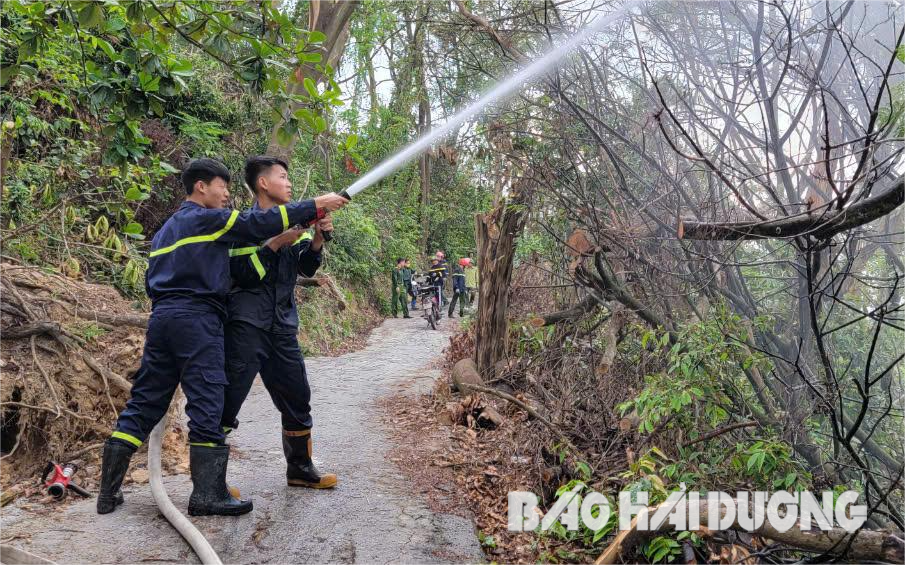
top-left (278, 205), bottom-right (289, 231)
top-left (149, 210), bottom-right (240, 258)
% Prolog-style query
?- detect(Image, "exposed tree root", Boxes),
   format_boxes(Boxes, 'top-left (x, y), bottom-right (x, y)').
top-left (0, 264), bottom-right (146, 487)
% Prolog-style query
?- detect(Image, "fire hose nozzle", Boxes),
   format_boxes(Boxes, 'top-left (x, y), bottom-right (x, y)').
top-left (42, 461), bottom-right (90, 500)
top-left (47, 482), bottom-right (66, 499)
top-left (321, 189), bottom-right (351, 243)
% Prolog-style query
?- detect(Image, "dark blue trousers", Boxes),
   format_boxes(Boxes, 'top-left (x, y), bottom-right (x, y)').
top-left (114, 310), bottom-right (228, 446)
top-left (221, 321), bottom-right (313, 433)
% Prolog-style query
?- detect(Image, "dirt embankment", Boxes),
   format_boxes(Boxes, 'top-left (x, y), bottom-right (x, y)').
top-left (0, 262), bottom-right (189, 505)
top-left (296, 280), bottom-right (384, 357)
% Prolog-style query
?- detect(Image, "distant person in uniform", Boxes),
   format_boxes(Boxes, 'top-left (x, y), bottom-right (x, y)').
top-left (402, 259), bottom-right (416, 310)
top-left (428, 257), bottom-right (445, 313)
top-left (434, 250), bottom-right (449, 305)
top-left (463, 258), bottom-right (479, 305)
top-left (391, 258), bottom-right (411, 318)
top-left (448, 259), bottom-right (467, 318)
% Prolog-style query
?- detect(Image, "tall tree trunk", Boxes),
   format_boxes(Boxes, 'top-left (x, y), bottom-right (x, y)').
top-left (474, 181), bottom-right (530, 376)
top-left (265, 1), bottom-right (358, 163)
top-left (366, 54), bottom-right (378, 122)
top-left (418, 97), bottom-right (432, 253)
top-left (412, 1), bottom-right (432, 253)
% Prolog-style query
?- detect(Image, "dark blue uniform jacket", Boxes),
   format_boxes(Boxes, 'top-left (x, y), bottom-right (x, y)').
top-left (227, 204), bottom-right (322, 334)
top-left (112, 198), bottom-right (322, 446)
top-left (146, 199), bottom-right (322, 318)
top-left (451, 265), bottom-right (467, 293)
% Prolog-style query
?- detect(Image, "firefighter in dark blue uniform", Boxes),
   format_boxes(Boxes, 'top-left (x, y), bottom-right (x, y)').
top-left (428, 258), bottom-right (445, 313)
top-left (220, 155), bottom-right (338, 491)
top-left (434, 251), bottom-right (449, 305)
top-left (448, 260), bottom-right (467, 318)
top-left (96, 158), bottom-right (349, 516)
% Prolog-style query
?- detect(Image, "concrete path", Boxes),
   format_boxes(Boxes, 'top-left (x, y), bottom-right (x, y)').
top-left (1, 317), bottom-right (483, 564)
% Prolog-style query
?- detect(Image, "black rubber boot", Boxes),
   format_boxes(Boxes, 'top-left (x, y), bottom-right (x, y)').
top-left (283, 429), bottom-right (337, 488)
top-left (97, 438), bottom-right (136, 514)
top-left (187, 444), bottom-right (253, 516)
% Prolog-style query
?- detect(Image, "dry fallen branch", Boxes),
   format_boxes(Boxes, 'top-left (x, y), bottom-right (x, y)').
top-left (530, 294), bottom-right (601, 327)
top-left (71, 310), bottom-right (148, 329)
top-left (575, 256), bottom-right (677, 344)
top-left (297, 274), bottom-right (347, 310)
top-left (456, 381), bottom-right (582, 455)
top-left (62, 442), bottom-right (104, 461)
top-left (679, 176), bottom-right (903, 241)
top-left (2, 321), bottom-right (63, 340)
top-left (30, 336), bottom-right (61, 418)
top-left (79, 349), bottom-right (131, 394)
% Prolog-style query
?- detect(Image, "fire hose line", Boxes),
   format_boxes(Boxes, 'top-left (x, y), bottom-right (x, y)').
top-left (148, 415), bottom-right (223, 565)
top-left (0, 545), bottom-right (55, 565)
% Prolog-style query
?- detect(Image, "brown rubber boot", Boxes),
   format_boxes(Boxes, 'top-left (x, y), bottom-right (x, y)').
top-left (283, 429), bottom-right (337, 489)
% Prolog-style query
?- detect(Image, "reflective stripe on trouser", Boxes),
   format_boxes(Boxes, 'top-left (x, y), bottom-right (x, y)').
top-left (114, 311), bottom-right (228, 445)
top-left (221, 320), bottom-right (313, 432)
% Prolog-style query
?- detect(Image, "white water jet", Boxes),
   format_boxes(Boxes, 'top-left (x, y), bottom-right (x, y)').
top-left (343, 0), bottom-right (639, 197)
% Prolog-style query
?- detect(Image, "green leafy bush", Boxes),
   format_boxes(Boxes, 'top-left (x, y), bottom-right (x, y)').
top-left (326, 204), bottom-right (382, 284)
